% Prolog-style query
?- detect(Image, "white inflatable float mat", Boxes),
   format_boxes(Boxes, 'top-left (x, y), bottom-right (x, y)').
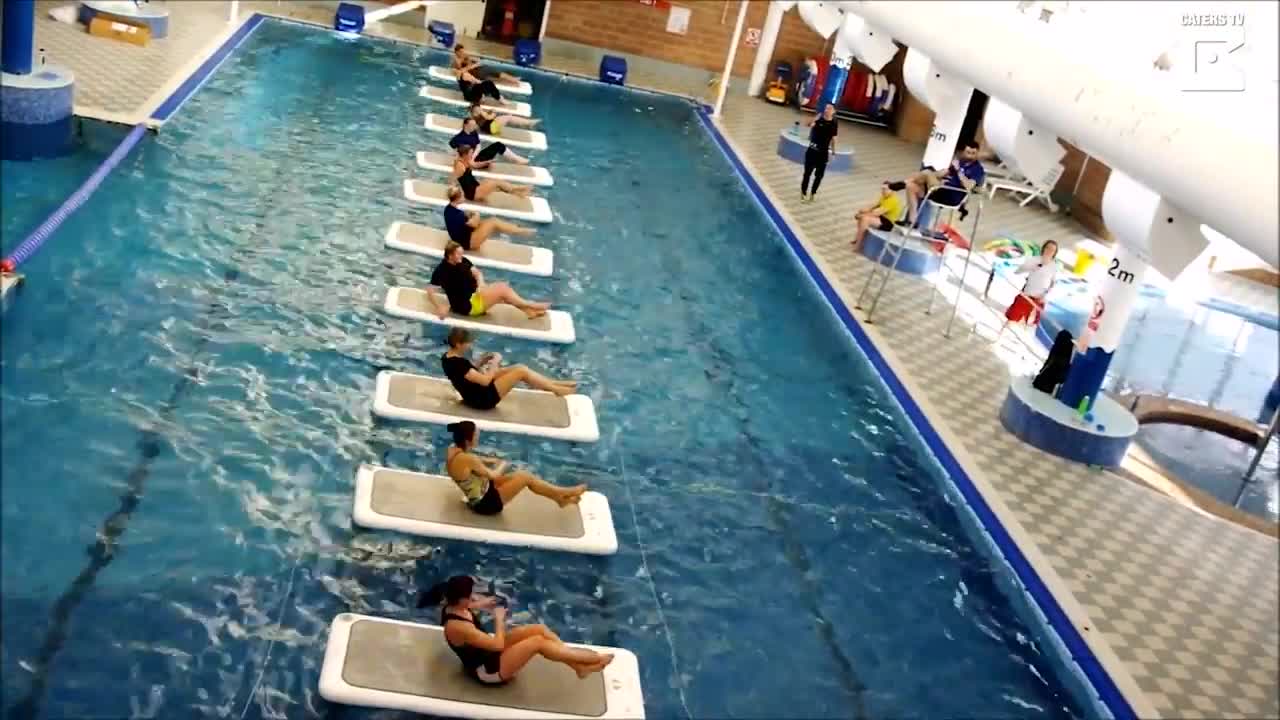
top-left (353, 464), bottom-right (618, 554)
top-left (417, 150), bottom-right (553, 187)
top-left (428, 65), bottom-right (533, 96)
top-left (319, 613), bottom-right (645, 719)
top-left (404, 179), bottom-right (553, 224)
top-left (385, 221), bottom-right (553, 277)
top-left (425, 113), bottom-right (548, 151)
top-left (383, 286), bottom-right (575, 344)
top-left (419, 85), bottom-right (533, 118)
top-left (373, 371), bottom-right (600, 442)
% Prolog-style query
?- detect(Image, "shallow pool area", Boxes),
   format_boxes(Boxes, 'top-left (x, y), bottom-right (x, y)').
top-left (0, 19), bottom-right (1101, 719)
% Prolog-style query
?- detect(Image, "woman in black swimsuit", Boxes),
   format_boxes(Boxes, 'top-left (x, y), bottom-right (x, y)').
top-left (420, 575), bottom-right (614, 685)
top-left (442, 328), bottom-right (576, 410)
top-left (451, 145), bottom-right (534, 203)
top-left (456, 68), bottom-right (503, 104)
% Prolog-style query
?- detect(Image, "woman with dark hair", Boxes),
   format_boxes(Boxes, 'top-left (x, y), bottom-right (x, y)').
top-left (444, 420), bottom-right (586, 515)
top-left (419, 575), bottom-right (613, 685)
top-left (441, 328), bottom-right (575, 410)
top-left (455, 64), bottom-right (504, 104)
top-left (450, 144), bottom-right (534, 203)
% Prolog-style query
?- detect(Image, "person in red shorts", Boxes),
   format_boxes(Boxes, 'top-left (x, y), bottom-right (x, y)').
top-left (999, 240), bottom-right (1059, 338)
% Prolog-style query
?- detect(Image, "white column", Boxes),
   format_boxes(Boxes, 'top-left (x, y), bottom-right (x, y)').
top-left (539, 0), bottom-right (551, 40)
top-left (228, 1), bottom-right (239, 23)
top-left (712, 0), bottom-right (750, 118)
top-left (848, 0), bottom-right (1278, 270)
top-left (902, 48), bottom-right (972, 170)
top-left (748, 1), bottom-right (785, 97)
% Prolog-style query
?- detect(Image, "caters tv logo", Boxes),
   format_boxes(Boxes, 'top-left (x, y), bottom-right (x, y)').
top-left (1180, 22), bottom-right (1248, 93)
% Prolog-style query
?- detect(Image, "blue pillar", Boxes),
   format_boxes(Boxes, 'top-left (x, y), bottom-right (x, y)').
top-left (1058, 244), bottom-right (1149, 414)
top-left (2, 0), bottom-right (36, 76)
top-left (1259, 375), bottom-right (1280, 425)
top-left (1, 0), bottom-right (75, 161)
top-left (815, 53), bottom-right (851, 113)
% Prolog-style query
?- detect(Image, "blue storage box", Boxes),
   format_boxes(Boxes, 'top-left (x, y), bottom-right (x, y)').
top-left (428, 20), bottom-right (456, 49)
top-left (600, 55), bottom-right (627, 85)
top-left (334, 2), bottom-right (364, 33)
top-left (514, 39), bottom-right (541, 67)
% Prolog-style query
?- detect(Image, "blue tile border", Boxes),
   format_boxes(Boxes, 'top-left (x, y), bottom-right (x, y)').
top-left (692, 106), bottom-right (1138, 720)
top-left (150, 13), bottom-right (265, 122)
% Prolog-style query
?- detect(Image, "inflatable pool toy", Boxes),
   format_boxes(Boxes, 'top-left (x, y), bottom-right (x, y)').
top-left (982, 236), bottom-right (1038, 259)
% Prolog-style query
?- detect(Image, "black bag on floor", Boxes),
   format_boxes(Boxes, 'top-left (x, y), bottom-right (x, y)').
top-left (1033, 330), bottom-right (1074, 395)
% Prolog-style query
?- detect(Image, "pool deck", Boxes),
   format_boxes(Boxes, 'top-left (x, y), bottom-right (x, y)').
top-left (712, 95), bottom-right (1279, 720)
top-left (21, 5), bottom-right (1280, 718)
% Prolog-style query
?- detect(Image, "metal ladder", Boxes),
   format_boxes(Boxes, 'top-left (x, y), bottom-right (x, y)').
top-left (855, 187), bottom-right (969, 323)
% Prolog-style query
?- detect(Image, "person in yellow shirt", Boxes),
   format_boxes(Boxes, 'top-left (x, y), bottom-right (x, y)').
top-left (851, 181), bottom-right (906, 249)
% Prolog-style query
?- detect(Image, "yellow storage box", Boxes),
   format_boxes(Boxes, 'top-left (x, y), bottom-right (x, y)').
top-left (88, 16), bottom-right (151, 47)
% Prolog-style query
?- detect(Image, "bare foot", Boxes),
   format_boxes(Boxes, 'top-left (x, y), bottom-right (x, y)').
top-left (576, 654), bottom-right (614, 677)
top-left (556, 484), bottom-right (588, 507)
top-left (575, 655), bottom-right (612, 679)
top-left (554, 379), bottom-right (578, 391)
top-left (510, 155), bottom-right (529, 165)
top-left (516, 186), bottom-right (533, 197)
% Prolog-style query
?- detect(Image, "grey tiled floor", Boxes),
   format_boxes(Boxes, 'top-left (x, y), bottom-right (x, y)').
top-left (715, 95), bottom-right (1279, 720)
top-left (32, 0), bottom-right (236, 123)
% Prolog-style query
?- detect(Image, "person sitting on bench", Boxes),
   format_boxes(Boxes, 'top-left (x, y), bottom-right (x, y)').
top-left (851, 181), bottom-right (907, 249)
top-left (450, 115), bottom-right (529, 165)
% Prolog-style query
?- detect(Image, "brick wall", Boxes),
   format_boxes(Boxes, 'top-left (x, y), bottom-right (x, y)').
top-left (545, 0), bottom-right (829, 77)
top-left (1055, 143), bottom-right (1112, 240)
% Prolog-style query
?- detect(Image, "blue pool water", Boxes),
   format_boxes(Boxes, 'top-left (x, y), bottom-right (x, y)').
top-left (2, 19), bottom-right (1089, 719)
top-left (0, 120), bottom-right (129, 256)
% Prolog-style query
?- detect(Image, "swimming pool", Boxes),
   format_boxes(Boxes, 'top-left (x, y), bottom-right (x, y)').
top-left (0, 120), bottom-right (129, 256)
top-left (1, 19), bottom-right (1091, 719)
